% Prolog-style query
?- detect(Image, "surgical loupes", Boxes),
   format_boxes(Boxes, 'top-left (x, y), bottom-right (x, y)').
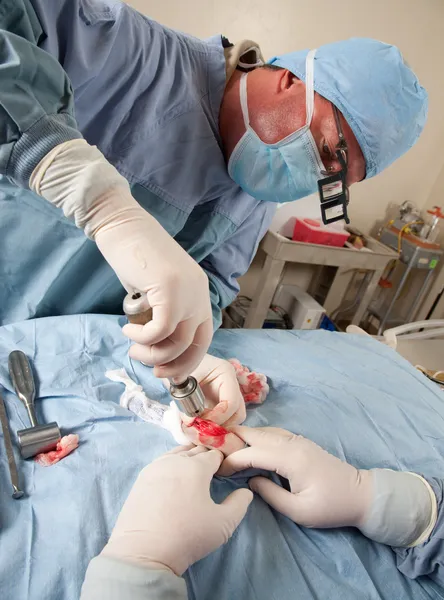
top-left (123, 291), bottom-right (205, 417)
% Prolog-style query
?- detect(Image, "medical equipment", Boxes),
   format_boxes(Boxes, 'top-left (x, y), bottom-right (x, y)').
top-left (0, 390), bottom-right (23, 499)
top-left (274, 285), bottom-right (325, 330)
top-left (123, 292), bottom-right (205, 417)
top-left (368, 205), bottom-right (443, 334)
top-left (8, 351), bottom-right (61, 459)
top-left (243, 230), bottom-right (397, 329)
top-left (422, 206), bottom-right (444, 243)
top-left (225, 296), bottom-right (291, 329)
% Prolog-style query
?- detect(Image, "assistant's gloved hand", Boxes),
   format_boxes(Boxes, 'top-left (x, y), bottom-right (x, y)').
top-left (102, 446), bottom-right (253, 576)
top-left (30, 140), bottom-right (213, 380)
top-left (220, 427), bottom-right (437, 547)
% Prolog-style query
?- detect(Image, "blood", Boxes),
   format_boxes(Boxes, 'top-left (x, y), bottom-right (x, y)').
top-left (187, 417), bottom-right (228, 448)
top-left (228, 358), bottom-right (269, 404)
top-left (35, 434), bottom-right (79, 467)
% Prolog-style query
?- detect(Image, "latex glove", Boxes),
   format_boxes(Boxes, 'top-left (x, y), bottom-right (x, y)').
top-left (187, 354), bottom-right (247, 426)
top-left (220, 427), bottom-right (437, 546)
top-left (220, 426), bottom-right (372, 529)
top-left (30, 140), bottom-right (213, 379)
top-left (102, 446), bottom-right (253, 576)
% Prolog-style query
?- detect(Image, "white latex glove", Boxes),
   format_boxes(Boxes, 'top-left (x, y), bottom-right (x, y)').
top-left (166, 354), bottom-right (246, 426)
top-left (102, 446), bottom-right (253, 576)
top-left (220, 427), bottom-right (437, 547)
top-left (220, 426), bottom-right (372, 529)
top-left (30, 140), bottom-right (213, 379)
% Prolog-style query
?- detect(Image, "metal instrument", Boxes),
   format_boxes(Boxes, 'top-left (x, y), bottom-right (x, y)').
top-left (0, 390), bottom-right (24, 498)
top-left (123, 292), bottom-right (205, 417)
top-left (8, 351), bottom-right (61, 459)
top-left (369, 201), bottom-right (443, 334)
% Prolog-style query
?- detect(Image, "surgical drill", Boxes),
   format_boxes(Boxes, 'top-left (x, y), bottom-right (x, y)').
top-left (123, 291), bottom-right (206, 417)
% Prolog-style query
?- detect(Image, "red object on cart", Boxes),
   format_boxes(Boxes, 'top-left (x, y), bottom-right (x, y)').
top-left (292, 218), bottom-right (350, 247)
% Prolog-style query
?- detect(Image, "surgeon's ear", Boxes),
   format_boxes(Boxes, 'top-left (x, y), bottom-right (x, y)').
top-left (280, 69), bottom-right (303, 92)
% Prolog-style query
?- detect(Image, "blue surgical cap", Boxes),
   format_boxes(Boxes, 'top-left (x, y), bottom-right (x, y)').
top-left (269, 38), bottom-right (428, 179)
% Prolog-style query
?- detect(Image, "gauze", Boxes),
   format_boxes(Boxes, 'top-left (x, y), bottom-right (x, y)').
top-left (105, 369), bottom-right (189, 445)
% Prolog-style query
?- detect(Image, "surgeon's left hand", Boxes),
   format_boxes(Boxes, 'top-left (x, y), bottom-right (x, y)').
top-left (102, 446), bottom-right (253, 576)
top-left (163, 354), bottom-right (245, 426)
top-left (190, 354), bottom-right (246, 426)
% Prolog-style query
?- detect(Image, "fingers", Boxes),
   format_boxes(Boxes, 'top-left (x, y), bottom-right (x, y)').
top-left (194, 357), bottom-right (246, 426)
top-left (218, 427), bottom-right (298, 476)
top-left (218, 446), bottom-right (282, 477)
top-left (193, 448), bottom-right (224, 481)
top-left (219, 488), bottom-right (254, 538)
top-left (180, 417), bottom-right (246, 457)
top-left (204, 387), bottom-right (246, 427)
top-left (161, 444), bottom-right (195, 456)
top-left (229, 426), bottom-right (294, 447)
top-left (124, 319), bottom-right (212, 381)
top-left (154, 320), bottom-right (213, 380)
top-left (154, 445), bottom-right (206, 462)
top-left (183, 446), bottom-right (208, 457)
top-left (249, 477), bottom-right (300, 522)
top-left (126, 319), bottom-right (196, 366)
top-left (212, 431), bottom-right (247, 457)
top-left (123, 305), bottom-right (176, 346)
top-left (215, 406), bottom-right (247, 428)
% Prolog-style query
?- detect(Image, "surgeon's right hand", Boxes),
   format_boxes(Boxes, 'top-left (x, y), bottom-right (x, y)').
top-left (94, 195), bottom-right (214, 379)
top-left (101, 446), bottom-right (253, 576)
top-left (30, 139), bottom-right (213, 379)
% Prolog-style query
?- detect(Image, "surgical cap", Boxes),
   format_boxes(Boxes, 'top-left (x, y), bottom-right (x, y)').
top-left (269, 38), bottom-right (428, 179)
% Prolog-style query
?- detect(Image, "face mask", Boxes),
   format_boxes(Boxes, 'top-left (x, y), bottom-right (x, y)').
top-left (228, 49), bottom-right (326, 203)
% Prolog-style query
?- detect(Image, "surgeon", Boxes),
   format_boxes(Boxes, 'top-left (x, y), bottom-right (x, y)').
top-left (0, 1), bottom-right (427, 423)
top-left (80, 428), bottom-right (443, 599)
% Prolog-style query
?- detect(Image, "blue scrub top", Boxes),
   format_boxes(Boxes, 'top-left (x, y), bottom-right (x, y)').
top-left (0, 0), bottom-right (275, 326)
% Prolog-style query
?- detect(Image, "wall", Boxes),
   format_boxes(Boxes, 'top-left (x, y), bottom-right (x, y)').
top-left (424, 163), bottom-right (444, 214)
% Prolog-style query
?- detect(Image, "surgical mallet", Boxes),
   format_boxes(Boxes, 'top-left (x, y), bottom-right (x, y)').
top-left (123, 291), bottom-right (205, 417)
top-left (8, 351), bottom-right (61, 459)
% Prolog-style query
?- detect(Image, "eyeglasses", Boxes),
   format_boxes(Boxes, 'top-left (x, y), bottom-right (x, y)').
top-left (318, 105), bottom-right (350, 225)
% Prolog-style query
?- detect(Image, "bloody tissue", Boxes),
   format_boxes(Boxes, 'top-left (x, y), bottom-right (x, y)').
top-left (187, 417), bottom-right (228, 448)
top-left (35, 434), bottom-right (79, 467)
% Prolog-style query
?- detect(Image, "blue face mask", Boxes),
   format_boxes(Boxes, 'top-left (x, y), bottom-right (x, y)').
top-left (228, 50), bottom-right (327, 203)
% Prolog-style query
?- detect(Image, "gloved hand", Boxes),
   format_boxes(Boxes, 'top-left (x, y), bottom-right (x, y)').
top-left (161, 354), bottom-right (246, 430)
top-left (220, 427), bottom-right (437, 547)
top-left (189, 354), bottom-right (246, 426)
top-left (102, 446), bottom-right (253, 576)
top-left (30, 140), bottom-right (213, 379)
